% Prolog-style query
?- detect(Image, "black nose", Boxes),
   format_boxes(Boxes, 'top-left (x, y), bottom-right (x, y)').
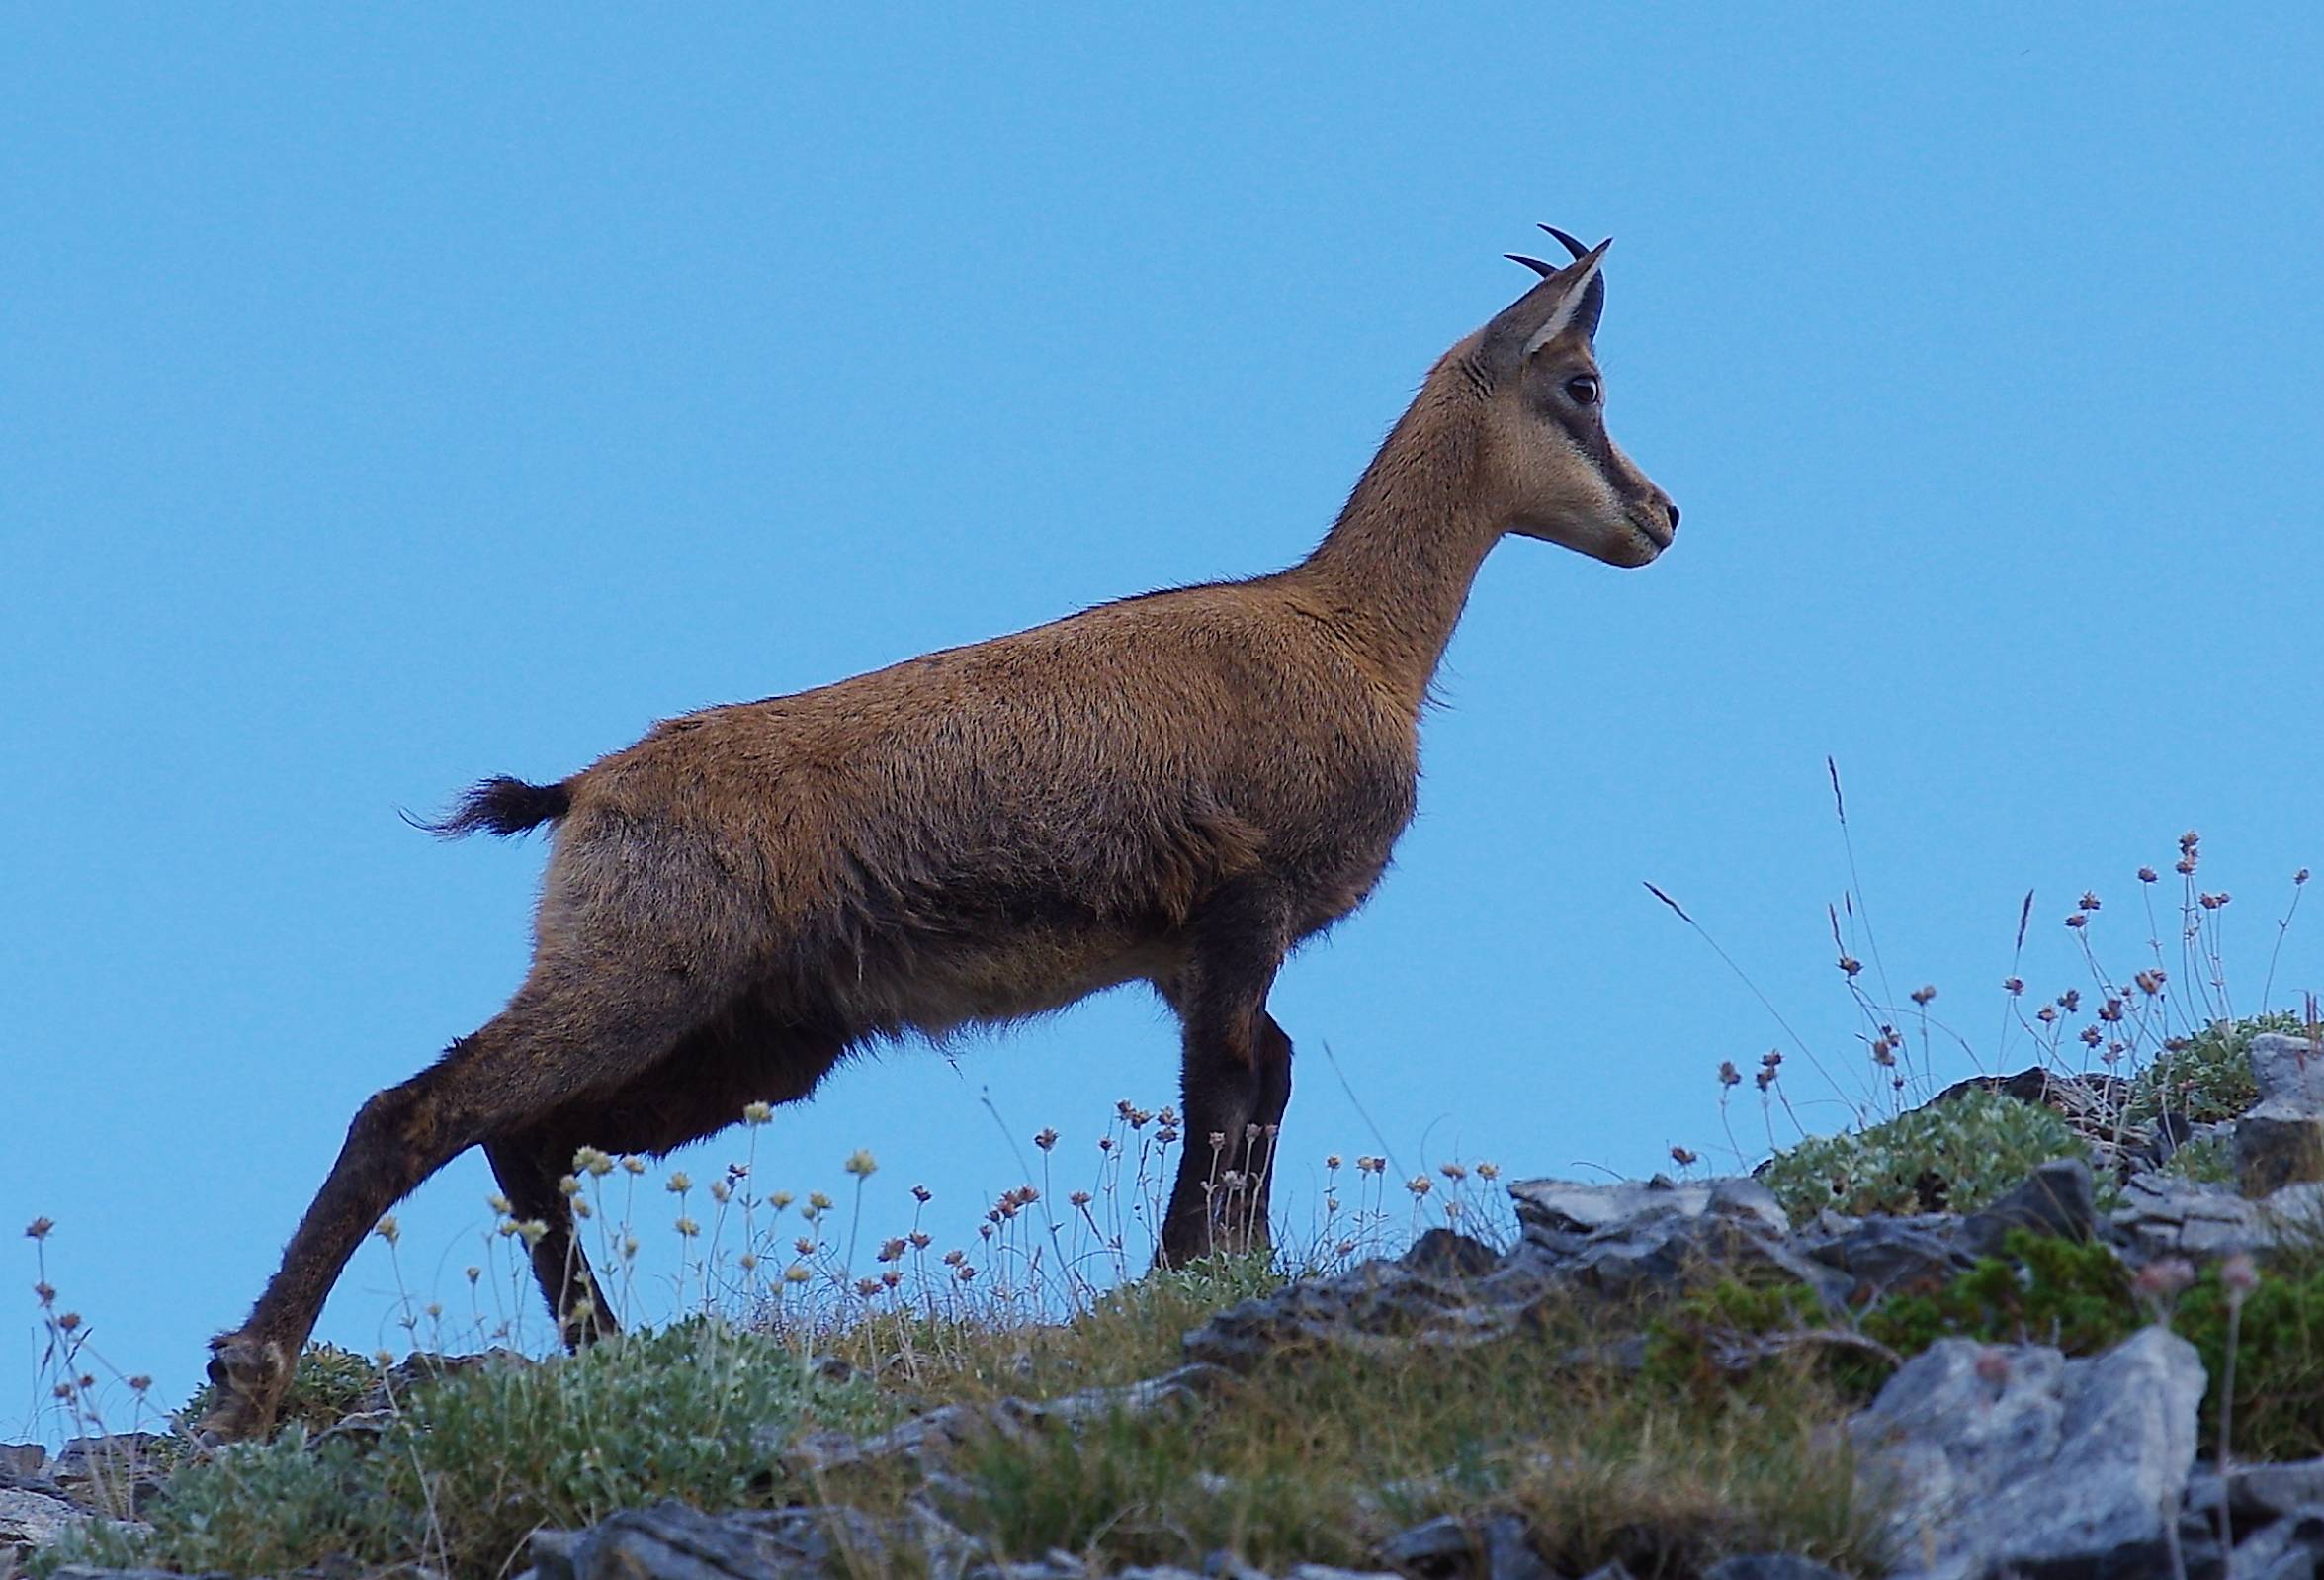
top-left (1664, 498), bottom-right (1680, 531)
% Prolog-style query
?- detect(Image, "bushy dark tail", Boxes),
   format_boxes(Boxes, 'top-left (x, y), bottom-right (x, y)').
top-left (413, 775), bottom-right (573, 838)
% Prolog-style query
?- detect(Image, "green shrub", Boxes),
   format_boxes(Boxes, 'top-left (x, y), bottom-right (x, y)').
top-left (1762, 1090), bottom-right (2094, 1222)
top-left (39, 1319), bottom-right (886, 1580)
top-left (2127, 1011), bottom-right (2313, 1125)
top-left (174, 1341), bottom-right (382, 1448)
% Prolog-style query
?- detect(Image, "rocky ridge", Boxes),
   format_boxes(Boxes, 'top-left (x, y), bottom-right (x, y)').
top-left (12, 1034), bottom-right (2324, 1580)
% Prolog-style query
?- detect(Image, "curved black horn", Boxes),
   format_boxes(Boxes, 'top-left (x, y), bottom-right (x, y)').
top-left (1505, 253), bottom-right (1559, 278)
top-left (1538, 223), bottom-right (1590, 260)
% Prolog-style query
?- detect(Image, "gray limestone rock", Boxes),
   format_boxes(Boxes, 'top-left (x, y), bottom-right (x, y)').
top-left (1851, 1326), bottom-right (2204, 1580)
top-left (1957, 1157), bottom-right (2100, 1259)
top-left (2114, 1173), bottom-right (2275, 1262)
top-left (1796, 1211), bottom-right (1970, 1295)
top-left (1, 1485), bottom-right (85, 1552)
top-left (2249, 1035), bottom-right (2324, 1107)
top-left (1701, 1558), bottom-right (1851, 1580)
top-left (2240, 1036), bottom-right (2324, 1195)
top-left (530, 1500), bottom-right (895, 1580)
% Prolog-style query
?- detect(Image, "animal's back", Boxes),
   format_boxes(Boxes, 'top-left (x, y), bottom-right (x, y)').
top-left (546, 577), bottom-right (1419, 1034)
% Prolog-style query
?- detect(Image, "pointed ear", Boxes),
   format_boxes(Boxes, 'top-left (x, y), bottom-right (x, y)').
top-left (1479, 238), bottom-right (1610, 377)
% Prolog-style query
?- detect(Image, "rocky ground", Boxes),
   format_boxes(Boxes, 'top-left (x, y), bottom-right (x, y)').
top-left (10, 1033), bottom-right (2324, 1580)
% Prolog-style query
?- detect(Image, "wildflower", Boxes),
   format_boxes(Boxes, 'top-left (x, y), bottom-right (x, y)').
top-left (844, 1150), bottom-right (878, 1178)
top-left (622, 1156), bottom-right (646, 1176)
top-left (784, 1264), bottom-right (811, 1285)
top-left (808, 1191), bottom-right (833, 1212)
top-left (577, 1147), bottom-right (615, 1177)
top-left (2222, 1254), bottom-right (2261, 1299)
top-left (2128, 1255), bottom-right (2184, 1301)
top-left (572, 1199), bottom-right (593, 1220)
top-left (770, 1191), bottom-right (795, 1211)
top-left (517, 1219), bottom-right (550, 1247)
top-left (710, 1180), bottom-right (731, 1204)
top-left (675, 1217), bottom-right (700, 1238)
top-left (743, 1101), bottom-right (773, 1124)
top-left (558, 1175), bottom-right (582, 1197)
top-left (374, 1216), bottom-right (400, 1245)
top-left (486, 1193), bottom-right (513, 1216)
top-left (666, 1172), bottom-right (692, 1193)
top-left (1477, 1162), bottom-right (1500, 1181)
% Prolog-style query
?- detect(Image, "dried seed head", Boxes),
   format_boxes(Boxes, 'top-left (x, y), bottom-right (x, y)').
top-left (909, 1231), bottom-right (932, 1250)
top-left (1033, 1128), bottom-right (1059, 1152)
top-left (2222, 1254), bottom-right (2261, 1297)
top-left (2065, 913), bottom-right (2087, 930)
top-left (621, 1156), bottom-right (646, 1176)
top-left (2138, 866), bottom-right (2158, 883)
top-left (1069, 1189), bottom-right (1091, 1207)
top-left (1973, 1348), bottom-right (2012, 1385)
top-left (1718, 1060), bottom-right (1742, 1087)
top-left (666, 1172), bottom-right (692, 1193)
top-left (1911, 985), bottom-right (1937, 1006)
top-left (808, 1191), bottom-right (833, 1212)
top-left (486, 1193), bottom-right (513, 1216)
top-left (1670, 1145), bottom-right (1699, 1168)
top-left (1477, 1162), bottom-right (1501, 1181)
top-left (784, 1264), bottom-right (811, 1285)
top-left (374, 1216), bottom-right (400, 1245)
top-left (743, 1101), bottom-right (773, 1124)
top-left (25, 1218), bottom-right (53, 1241)
top-left (559, 1175), bottom-right (583, 1197)
top-left (1326, 1154), bottom-right (1343, 1171)
top-left (844, 1150), bottom-right (878, 1178)
top-left (1838, 955), bottom-right (1862, 977)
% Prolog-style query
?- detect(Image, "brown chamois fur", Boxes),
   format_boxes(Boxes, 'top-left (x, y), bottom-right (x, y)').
top-left (199, 229), bottom-right (1678, 1441)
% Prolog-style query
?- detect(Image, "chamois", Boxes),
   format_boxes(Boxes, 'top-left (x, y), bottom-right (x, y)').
top-left (200, 228), bottom-right (1678, 1441)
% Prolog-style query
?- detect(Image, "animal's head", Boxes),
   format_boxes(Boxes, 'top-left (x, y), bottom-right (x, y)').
top-left (1459, 226), bottom-right (1678, 568)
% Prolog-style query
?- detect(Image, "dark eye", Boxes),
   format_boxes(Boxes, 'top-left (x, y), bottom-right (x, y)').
top-left (1564, 375), bottom-right (1600, 406)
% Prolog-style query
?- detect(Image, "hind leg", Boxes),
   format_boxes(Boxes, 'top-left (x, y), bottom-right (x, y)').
top-left (484, 1124), bottom-right (623, 1350)
top-left (495, 1006), bottom-right (849, 1346)
top-left (199, 967), bottom-right (727, 1442)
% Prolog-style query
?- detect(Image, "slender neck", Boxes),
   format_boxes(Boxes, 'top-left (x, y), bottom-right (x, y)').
top-left (1288, 378), bottom-right (1503, 712)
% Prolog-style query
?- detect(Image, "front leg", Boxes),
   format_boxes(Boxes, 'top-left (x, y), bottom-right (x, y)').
top-left (1159, 880), bottom-right (1294, 1265)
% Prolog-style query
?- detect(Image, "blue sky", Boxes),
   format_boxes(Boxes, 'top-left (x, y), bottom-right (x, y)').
top-left (7, 6), bottom-right (2321, 1431)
